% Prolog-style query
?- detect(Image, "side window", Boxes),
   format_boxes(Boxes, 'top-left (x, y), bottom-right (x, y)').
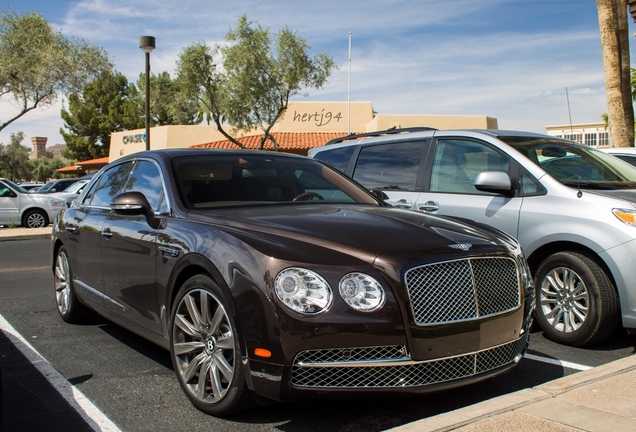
top-left (352, 141), bottom-right (425, 191)
top-left (312, 145), bottom-right (355, 172)
top-left (83, 162), bottom-right (133, 207)
top-left (430, 139), bottom-right (509, 194)
top-left (122, 160), bottom-right (168, 213)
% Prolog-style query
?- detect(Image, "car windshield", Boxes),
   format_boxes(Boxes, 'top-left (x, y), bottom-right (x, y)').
top-left (173, 154), bottom-right (379, 209)
top-left (500, 136), bottom-right (636, 189)
top-left (34, 181), bottom-right (57, 193)
top-left (63, 180), bottom-right (87, 193)
top-left (2, 179), bottom-right (28, 194)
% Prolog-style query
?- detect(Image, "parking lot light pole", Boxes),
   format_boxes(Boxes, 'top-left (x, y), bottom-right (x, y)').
top-left (139, 36), bottom-right (156, 151)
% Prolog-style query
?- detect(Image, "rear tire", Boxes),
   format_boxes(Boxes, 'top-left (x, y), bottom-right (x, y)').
top-left (170, 275), bottom-right (254, 416)
top-left (54, 246), bottom-right (94, 323)
top-left (534, 251), bottom-right (619, 346)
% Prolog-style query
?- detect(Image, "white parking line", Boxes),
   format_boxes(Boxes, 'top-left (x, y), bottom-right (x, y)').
top-left (524, 353), bottom-right (592, 371)
top-left (0, 313), bottom-right (122, 432)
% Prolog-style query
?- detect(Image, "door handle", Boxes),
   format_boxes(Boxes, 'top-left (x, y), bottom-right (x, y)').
top-left (418, 201), bottom-right (439, 212)
top-left (101, 227), bottom-right (113, 240)
top-left (392, 199), bottom-right (413, 209)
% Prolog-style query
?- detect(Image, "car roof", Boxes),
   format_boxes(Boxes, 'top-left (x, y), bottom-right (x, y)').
top-left (315, 128), bottom-right (557, 151)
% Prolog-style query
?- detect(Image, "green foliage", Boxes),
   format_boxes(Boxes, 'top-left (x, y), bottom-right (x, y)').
top-left (175, 42), bottom-right (225, 128)
top-left (136, 71), bottom-right (202, 126)
top-left (30, 154), bottom-right (66, 181)
top-left (0, 132), bottom-right (32, 180)
top-left (60, 71), bottom-right (143, 161)
top-left (0, 10), bottom-right (112, 132)
top-left (176, 16), bottom-right (337, 150)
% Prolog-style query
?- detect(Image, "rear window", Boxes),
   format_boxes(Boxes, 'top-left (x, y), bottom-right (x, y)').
top-left (311, 145), bottom-right (355, 172)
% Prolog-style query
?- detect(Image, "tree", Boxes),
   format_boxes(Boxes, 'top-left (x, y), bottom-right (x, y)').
top-left (176, 16), bottom-right (337, 149)
top-left (136, 71), bottom-right (202, 126)
top-left (0, 132), bottom-right (31, 180)
top-left (0, 10), bottom-right (111, 133)
top-left (596, 0), bottom-right (634, 147)
top-left (60, 71), bottom-right (143, 161)
top-left (30, 154), bottom-right (66, 181)
top-left (175, 42), bottom-right (226, 135)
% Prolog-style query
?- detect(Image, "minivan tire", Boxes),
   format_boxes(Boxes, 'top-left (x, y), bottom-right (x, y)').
top-left (534, 251), bottom-right (619, 347)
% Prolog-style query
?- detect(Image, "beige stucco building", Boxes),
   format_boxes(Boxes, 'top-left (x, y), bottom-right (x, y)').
top-left (108, 101), bottom-right (498, 162)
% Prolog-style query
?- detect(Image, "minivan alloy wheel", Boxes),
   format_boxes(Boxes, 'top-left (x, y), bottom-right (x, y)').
top-left (534, 251), bottom-right (619, 347)
top-left (539, 266), bottom-right (589, 333)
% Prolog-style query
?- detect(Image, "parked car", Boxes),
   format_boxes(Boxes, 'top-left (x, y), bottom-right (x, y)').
top-left (49, 179), bottom-right (90, 207)
top-left (0, 178), bottom-right (66, 228)
top-left (309, 128), bottom-right (636, 347)
top-left (52, 149), bottom-right (534, 416)
top-left (599, 147), bottom-right (636, 167)
top-left (31, 178), bottom-right (80, 194)
top-left (17, 182), bottom-right (44, 191)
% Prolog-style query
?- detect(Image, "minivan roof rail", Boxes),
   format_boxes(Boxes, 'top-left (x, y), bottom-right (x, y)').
top-left (325, 126), bottom-right (437, 145)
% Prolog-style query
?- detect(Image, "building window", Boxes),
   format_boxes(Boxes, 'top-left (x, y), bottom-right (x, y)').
top-left (599, 132), bottom-right (609, 146)
top-left (585, 133), bottom-right (597, 146)
top-left (565, 134), bottom-right (583, 144)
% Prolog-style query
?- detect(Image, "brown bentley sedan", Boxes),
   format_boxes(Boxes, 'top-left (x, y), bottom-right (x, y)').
top-left (51, 149), bottom-right (534, 416)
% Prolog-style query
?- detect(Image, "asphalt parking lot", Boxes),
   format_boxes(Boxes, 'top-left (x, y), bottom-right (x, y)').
top-left (1, 236), bottom-right (635, 431)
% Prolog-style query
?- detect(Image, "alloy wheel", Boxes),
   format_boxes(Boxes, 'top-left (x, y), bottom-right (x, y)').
top-left (172, 289), bottom-right (236, 404)
top-left (539, 266), bottom-right (589, 333)
top-left (54, 250), bottom-right (71, 316)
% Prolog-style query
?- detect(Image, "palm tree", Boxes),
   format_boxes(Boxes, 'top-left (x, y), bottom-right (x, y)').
top-left (597, 0), bottom-right (634, 147)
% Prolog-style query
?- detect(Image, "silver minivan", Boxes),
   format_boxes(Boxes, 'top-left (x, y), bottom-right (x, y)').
top-left (309, 128), bottom-right (636, 347)
top-left (0, 178), bottom-right (66, 227)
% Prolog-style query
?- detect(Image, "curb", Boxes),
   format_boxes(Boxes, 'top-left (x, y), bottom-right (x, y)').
top-left (388, 354), bottom-right (636, 432)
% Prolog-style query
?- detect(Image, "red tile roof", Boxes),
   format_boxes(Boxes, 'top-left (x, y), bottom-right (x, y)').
top-left (57, 156), bottom-right (110, 174)
top-left (190, 132), bottom-right (352, 155)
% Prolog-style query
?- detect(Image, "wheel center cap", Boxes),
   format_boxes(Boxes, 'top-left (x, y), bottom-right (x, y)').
top-left (204, 336), bottom-right (217, 354)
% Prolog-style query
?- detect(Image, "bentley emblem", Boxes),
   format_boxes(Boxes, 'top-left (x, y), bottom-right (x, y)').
top-left (449, 243), bottom-right (472, 251)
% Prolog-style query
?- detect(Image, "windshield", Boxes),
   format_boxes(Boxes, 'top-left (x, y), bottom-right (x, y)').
top-left (499, 136), bottom-right (636, 189)
top-left (63, 180), bottom-right (87, 193)
top-left (173, 154), bottom-right (379, 210)
top-left (2, 179), bottom-right (28, 194)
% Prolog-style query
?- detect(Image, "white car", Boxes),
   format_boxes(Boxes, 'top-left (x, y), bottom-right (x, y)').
top-left (49, 179), bottom-right (91, 207)
top-left (0, 178), bottom-right (66, 228)
top-left (599, 147), bottom-right (636, 167)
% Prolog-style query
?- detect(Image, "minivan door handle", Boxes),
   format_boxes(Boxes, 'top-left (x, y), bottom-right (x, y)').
top-left (392, 199), bottom-right (413, 209)
top-left (418, 201), bottom-right (439, 212)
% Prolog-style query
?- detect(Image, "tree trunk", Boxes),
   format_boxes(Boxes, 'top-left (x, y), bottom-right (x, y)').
top-left (597, 0), bottom-right (634, 147)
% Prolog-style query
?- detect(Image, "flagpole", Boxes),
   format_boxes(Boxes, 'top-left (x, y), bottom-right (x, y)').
top-left (348, 31), bottom-right (352, 135)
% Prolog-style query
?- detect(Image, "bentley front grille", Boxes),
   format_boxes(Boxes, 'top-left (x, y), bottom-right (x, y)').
top-left (405, 257), bottom-right (521, 325)
top-left (290, 335), bottom-right (528, 388)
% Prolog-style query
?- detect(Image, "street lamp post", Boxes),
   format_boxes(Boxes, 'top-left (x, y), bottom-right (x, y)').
top-left (139, 36), bottom-right (156, 151)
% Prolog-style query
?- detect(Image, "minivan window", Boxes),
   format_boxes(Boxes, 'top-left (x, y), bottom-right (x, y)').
top-left (313, 145), bottom-right (355, 172)
top-left (352, 142), bottom-right (425, 191)
top-left (430, 139), bottom-right (509, 193)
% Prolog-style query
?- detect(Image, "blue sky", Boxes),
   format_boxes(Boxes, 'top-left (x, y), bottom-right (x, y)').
top-left (2, 0), bottom-right (636, 149)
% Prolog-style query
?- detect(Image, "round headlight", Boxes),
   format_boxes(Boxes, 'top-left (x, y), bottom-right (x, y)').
top-left (339, 273), bottom-right (385, 312)
top-left (274, 268), bottom-right (332, 314)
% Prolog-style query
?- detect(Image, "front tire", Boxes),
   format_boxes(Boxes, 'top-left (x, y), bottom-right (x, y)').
top-left (170, 275), bottom-right (254, 416)
top-left (23, 209), bottom-right (48, 228)
top-left (54, 246), bottom-right (93, 323)
top-left (534, 251), bottom-right (619, 347)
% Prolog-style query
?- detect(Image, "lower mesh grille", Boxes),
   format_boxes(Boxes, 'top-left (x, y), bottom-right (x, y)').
top-left (290, 334), bottom-right (528, 388)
